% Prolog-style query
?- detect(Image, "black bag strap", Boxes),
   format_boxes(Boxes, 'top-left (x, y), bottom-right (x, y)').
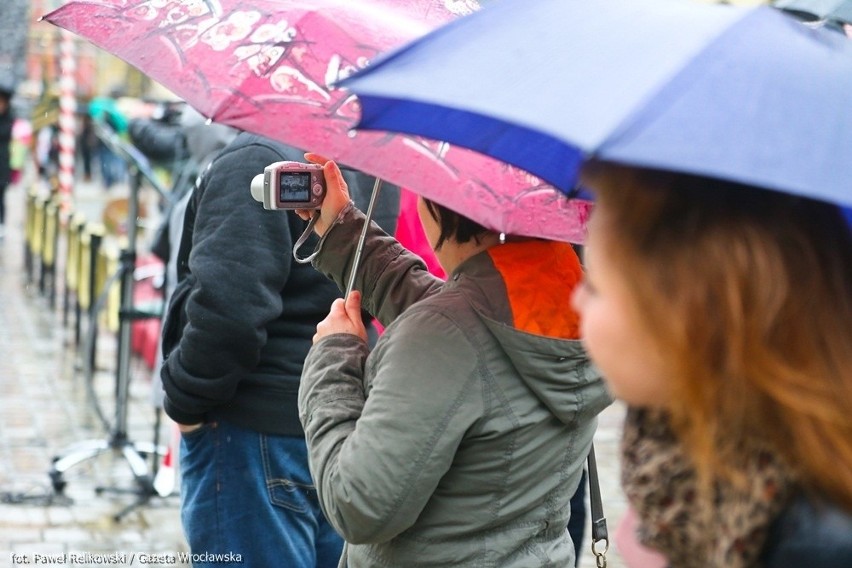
top-left (588, 443), bottom-right (609, 567)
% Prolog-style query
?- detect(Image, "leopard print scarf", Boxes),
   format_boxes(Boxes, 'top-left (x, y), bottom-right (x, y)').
top-left (620, 407), bottom-right (796, 568)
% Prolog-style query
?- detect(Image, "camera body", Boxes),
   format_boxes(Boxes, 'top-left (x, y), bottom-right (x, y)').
top-left (250, 161), bottom-right (326, 210)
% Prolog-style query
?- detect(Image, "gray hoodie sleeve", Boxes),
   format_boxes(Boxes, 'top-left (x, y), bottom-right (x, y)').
top-left (312, 205), bottom-right (443, 325)
top-left (299, 307), bottom-right (481, 543)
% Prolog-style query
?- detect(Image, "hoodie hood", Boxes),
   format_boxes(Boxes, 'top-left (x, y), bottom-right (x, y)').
top-left (482, 315), bottom-right (607, 426)
top-left (454, 240), bottom-right (610, 426)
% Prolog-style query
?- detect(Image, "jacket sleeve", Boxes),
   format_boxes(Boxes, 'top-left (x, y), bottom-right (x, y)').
top-left (161, 144), bottom-right (294, 425)
top-left (313, 205), bottom-right (443, 326)
top-left (127, 118), bottom-right (187, 162)
top-left (298, 307), bottom-right (482, 543)
top-left (762, 495), bottom-right (852, 567)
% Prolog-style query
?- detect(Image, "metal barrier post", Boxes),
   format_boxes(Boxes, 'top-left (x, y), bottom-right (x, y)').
top-left (42, 199), bottom-right (60, 307)
top-left (80, 224), bottom-right (104, 375)
top-left (24, 190), bottom-right (37, 283)
top-left (63, 213), bottom-right (85, 328)
top-left (32, 196), bottom-right (46, 288)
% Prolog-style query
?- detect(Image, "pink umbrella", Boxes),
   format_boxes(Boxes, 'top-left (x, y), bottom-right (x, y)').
top-left (42, 0), bottom-right (590, 242)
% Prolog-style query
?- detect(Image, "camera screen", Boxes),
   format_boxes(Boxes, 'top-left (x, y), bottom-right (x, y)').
top-left (279, 172), bottom-right (311, 202)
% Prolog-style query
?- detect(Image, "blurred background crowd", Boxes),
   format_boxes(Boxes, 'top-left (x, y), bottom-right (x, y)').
top-left (1, 0), bottom-right (212, 244)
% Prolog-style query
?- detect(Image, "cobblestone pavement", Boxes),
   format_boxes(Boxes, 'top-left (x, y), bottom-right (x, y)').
top-left (0, 177), bottom-right (188, 568)
top-left (0, 176), bottom-right (628, 568)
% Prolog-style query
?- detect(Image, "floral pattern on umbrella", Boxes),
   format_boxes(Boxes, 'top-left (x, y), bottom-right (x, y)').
top-left (44, 0), bottom-right (591, 242)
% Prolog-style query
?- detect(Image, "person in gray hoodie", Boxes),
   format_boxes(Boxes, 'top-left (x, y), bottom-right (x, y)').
top-left (297, 155), bottom-right (611, 567)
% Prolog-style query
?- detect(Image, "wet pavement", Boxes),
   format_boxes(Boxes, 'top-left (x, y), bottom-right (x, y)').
top-left (0, 174), bottom-right (188, 567)
top-left (0, 173), bottom-right (628, 568)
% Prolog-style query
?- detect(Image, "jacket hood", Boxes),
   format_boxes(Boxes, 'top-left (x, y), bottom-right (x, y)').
top-left (482, 314), bottom-right (606, 426)
top-left (453, 241), bottom-right (610, 426)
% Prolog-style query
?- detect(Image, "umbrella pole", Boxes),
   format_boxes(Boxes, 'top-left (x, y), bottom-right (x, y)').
top-left (345, 177), bottom-right (383, 298)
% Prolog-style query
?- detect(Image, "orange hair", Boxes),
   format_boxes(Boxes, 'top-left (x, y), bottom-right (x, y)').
top-left (582, 163), bottom-right (852, 510)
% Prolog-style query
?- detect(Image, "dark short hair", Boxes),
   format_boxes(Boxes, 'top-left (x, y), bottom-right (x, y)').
top-left (421, 198), bottom-right (490, 251)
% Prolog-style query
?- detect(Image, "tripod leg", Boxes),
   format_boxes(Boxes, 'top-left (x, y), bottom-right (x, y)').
top-left (121, 443), bottom-right (151, 480)
top-left (49, 439), bottom-right (112, 493)
top-left (112, 495), bottom-right (151, 523)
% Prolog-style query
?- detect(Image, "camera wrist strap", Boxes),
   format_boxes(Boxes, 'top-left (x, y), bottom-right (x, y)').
top-left (293, 211), bottom-right (322, 264)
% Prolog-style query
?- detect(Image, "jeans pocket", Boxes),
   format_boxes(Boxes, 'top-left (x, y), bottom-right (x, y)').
top-left (180, 421), bottom-right (213, 456)
top-left (260, 434), bottom-right (317, 514)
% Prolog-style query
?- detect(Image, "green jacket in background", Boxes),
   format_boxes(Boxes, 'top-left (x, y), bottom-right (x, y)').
top-left (88, 96), bottom-right (128, 134)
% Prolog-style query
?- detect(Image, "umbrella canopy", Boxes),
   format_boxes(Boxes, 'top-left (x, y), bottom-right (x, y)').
top-left (339, 0), bottom-right (852, 211)
top-left (42, 0), bottom-right (590, 243)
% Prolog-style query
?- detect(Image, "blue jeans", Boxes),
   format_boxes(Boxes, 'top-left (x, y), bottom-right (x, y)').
top-left (180, 420), bottom-right (344, 567)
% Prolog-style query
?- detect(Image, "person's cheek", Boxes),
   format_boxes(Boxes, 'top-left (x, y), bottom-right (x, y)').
top-left (572, 297), bottom-right (612, 387)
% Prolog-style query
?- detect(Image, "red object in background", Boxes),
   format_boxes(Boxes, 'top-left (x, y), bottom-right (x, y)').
top-left (395, 188), bottom-right (446, 280)
top-left (130, 255), bottom-right (164, 371)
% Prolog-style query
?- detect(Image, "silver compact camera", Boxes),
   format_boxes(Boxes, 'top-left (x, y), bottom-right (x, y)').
top-left (250, 161), bottom-right (326, 210)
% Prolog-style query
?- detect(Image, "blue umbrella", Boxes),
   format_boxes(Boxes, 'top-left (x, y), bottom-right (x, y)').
top-left (339, 0), bottom-right (852, 211)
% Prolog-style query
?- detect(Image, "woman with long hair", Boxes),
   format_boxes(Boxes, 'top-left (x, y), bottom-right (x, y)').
top-left (572, 163), bottom-right (852, 566)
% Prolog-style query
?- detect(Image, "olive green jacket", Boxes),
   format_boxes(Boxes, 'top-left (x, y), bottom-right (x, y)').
top-left (299, 206), bottom-right (611, 567)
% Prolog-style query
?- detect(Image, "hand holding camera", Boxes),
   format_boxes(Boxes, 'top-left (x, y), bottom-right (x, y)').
top-left (250, 160), bottom-right (326, 210)
top-left (250, 153), bottom-right (352, 237)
